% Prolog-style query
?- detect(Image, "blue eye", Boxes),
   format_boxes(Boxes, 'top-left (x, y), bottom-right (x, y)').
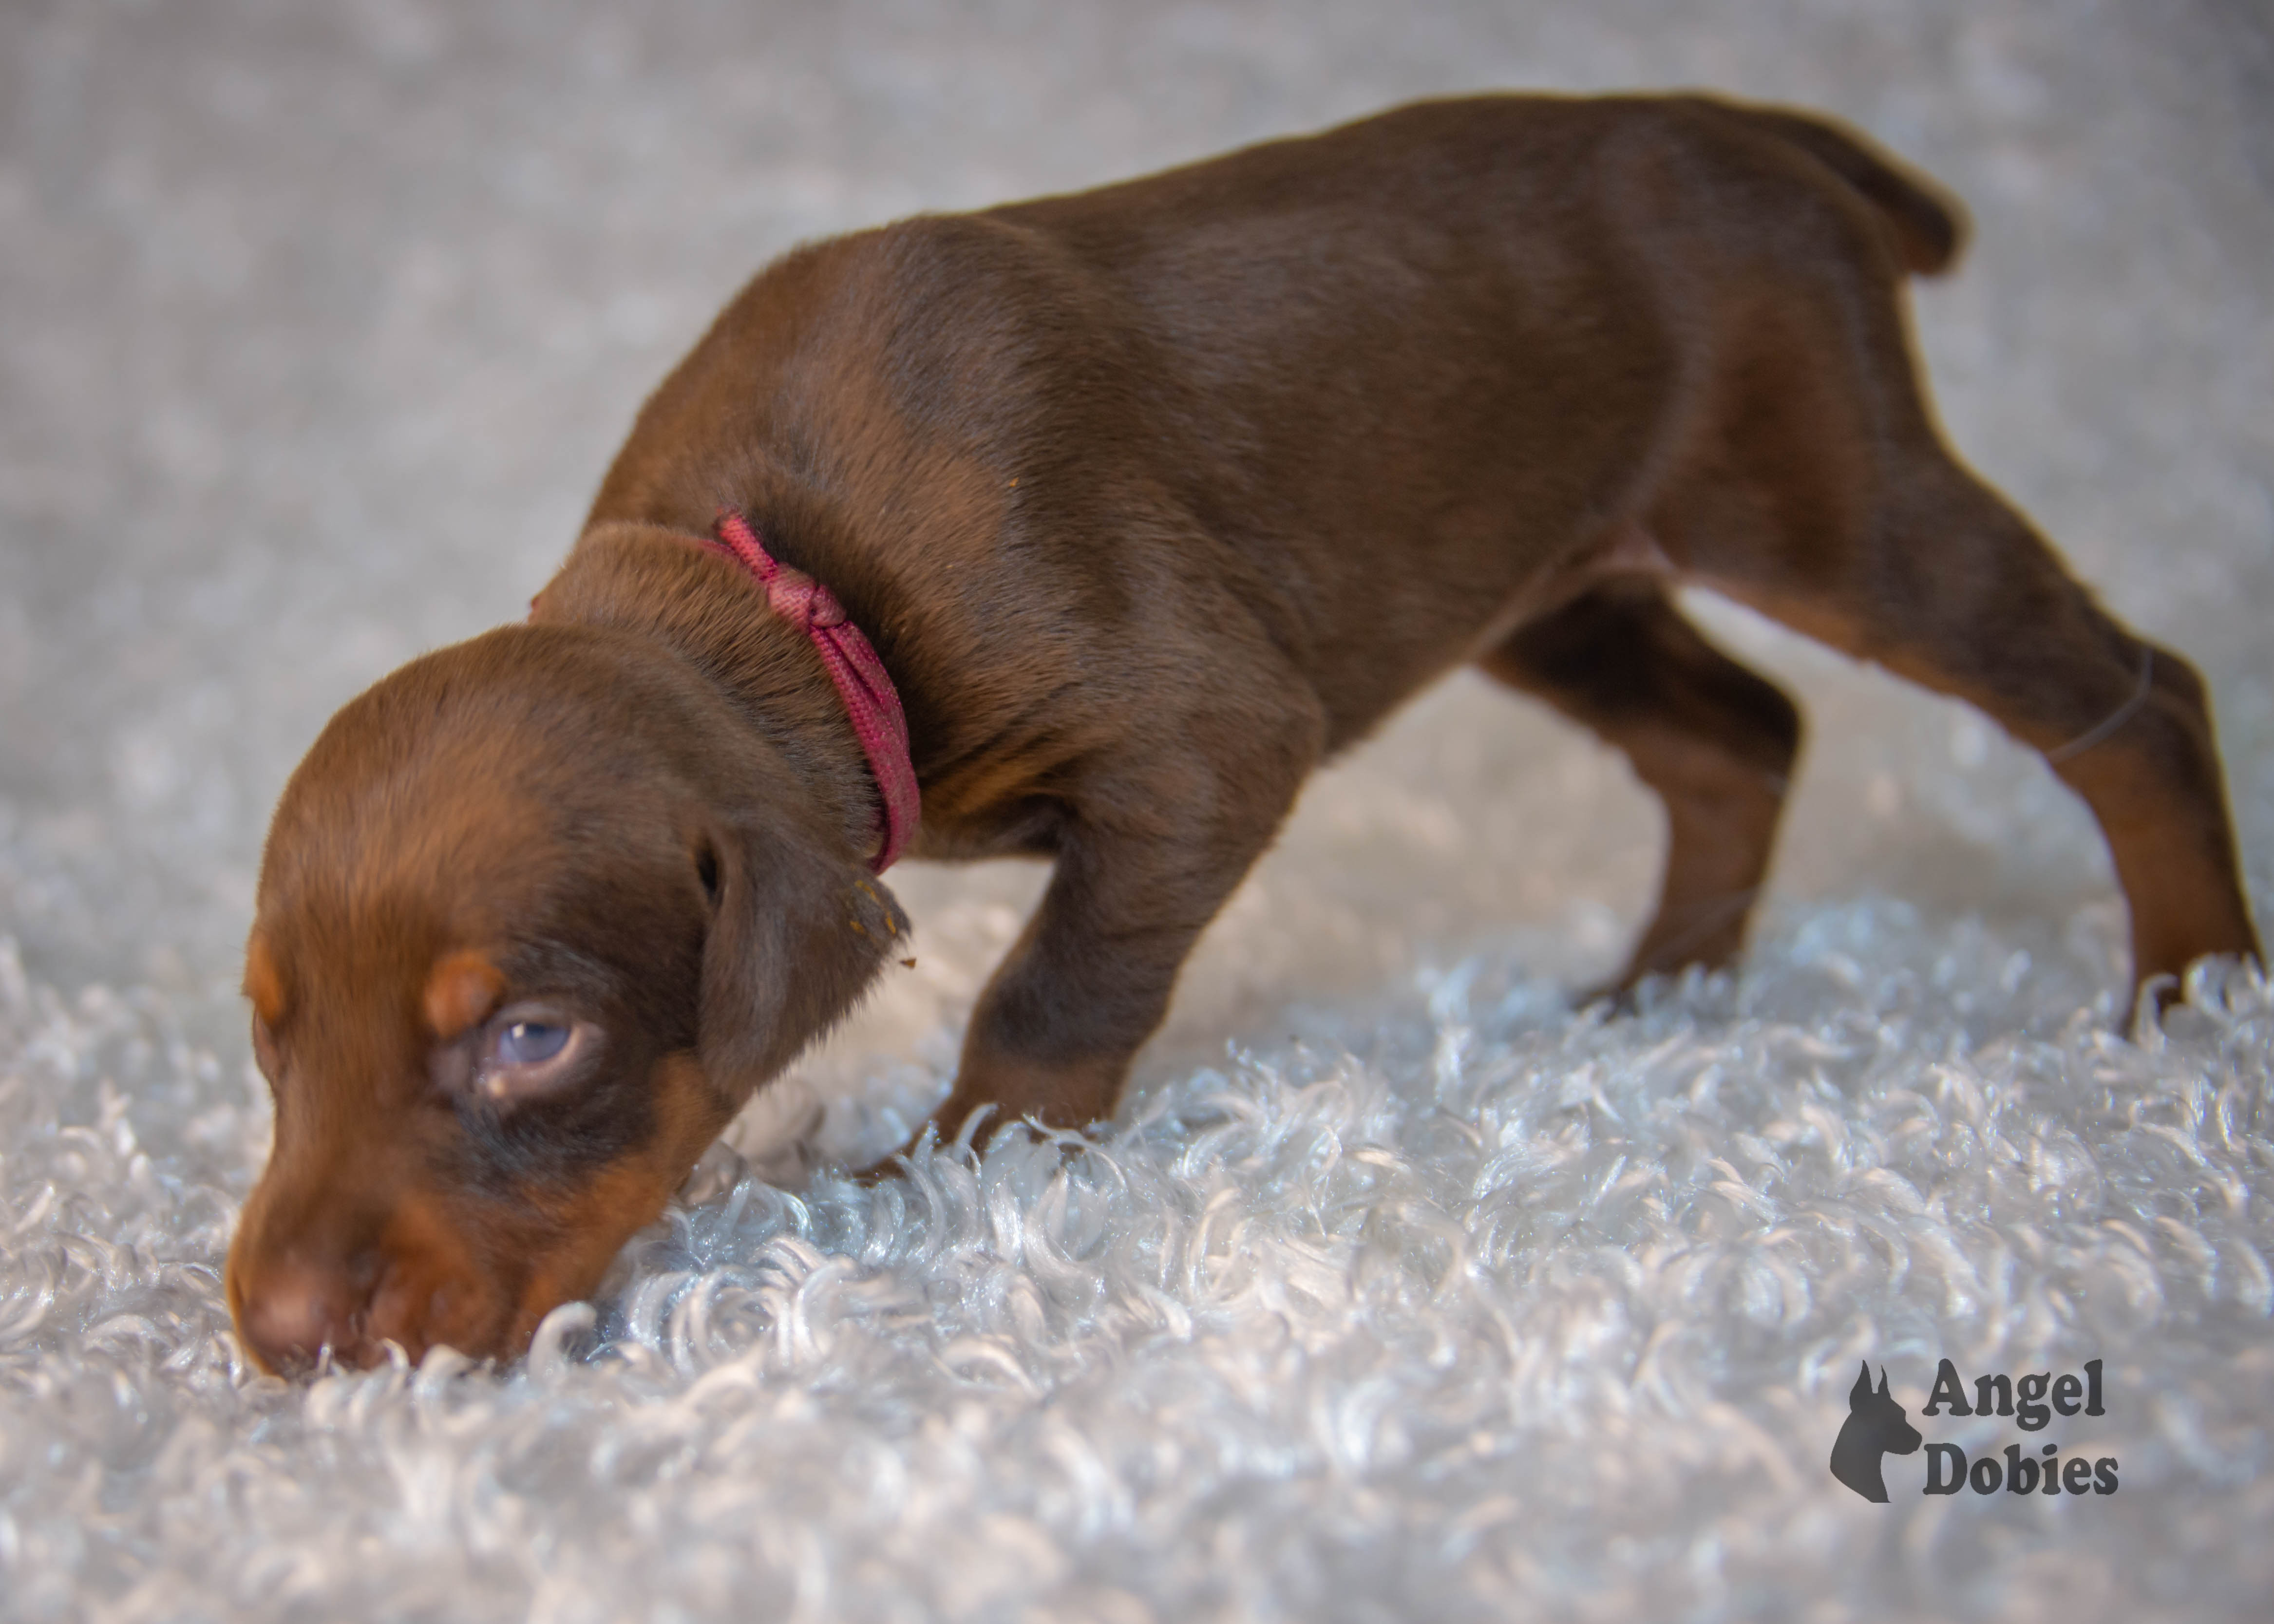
top-left (496, 1020), bottom-right (569, 1067)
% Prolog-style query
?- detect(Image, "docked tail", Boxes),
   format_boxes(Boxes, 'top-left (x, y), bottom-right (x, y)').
top-left (1735, 105), bottom-right (1969, 276)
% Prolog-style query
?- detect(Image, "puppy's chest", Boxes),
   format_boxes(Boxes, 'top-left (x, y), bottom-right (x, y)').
top-left (905, 789), bottom-right (1063, 860)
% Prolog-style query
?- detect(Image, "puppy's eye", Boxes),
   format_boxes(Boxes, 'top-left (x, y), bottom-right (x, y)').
top-left (474, 1008), bottom-right (588, 1104)
top-left (249, 1016), bottom-right (284, 1091)
top-left (497, 1020), bottom-right (569, 1066)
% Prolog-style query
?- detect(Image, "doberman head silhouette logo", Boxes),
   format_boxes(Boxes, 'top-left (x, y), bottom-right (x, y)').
top-left (1830, 1361), bottom-right (1921, 1503)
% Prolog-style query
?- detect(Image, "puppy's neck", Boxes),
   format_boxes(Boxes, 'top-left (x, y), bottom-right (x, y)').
top-left (534, 521), bottom-right (884, 861)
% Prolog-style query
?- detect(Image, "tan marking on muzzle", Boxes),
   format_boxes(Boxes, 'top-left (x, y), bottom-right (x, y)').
top-left (506, 1052), bottom-right (733, 1352)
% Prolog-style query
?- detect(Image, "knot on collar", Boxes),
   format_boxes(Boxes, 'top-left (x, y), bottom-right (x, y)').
top-left (762, 572), bottom-right (848, 632)
top-left (706, 510), bottom-right (920, 872)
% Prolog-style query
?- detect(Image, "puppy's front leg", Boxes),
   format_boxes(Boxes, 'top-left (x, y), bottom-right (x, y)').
top-left (928, 751), bottom-right (1310, 1143)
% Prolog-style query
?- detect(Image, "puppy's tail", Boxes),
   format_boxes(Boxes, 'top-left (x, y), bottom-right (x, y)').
top-left (1735, 105), bottom-right (1969, 277)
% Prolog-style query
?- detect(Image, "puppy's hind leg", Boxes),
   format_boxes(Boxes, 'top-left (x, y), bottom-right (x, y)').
top-left (1637, 189), bottom-right (2259, 1011)
top-left (1697, 455), bottom-right (2262, 1009)
top-left (1480, 583), bottom-right (1801, 992)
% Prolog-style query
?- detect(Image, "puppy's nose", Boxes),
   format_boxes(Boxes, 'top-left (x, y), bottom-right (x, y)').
top-left (237, 1260), bottom-right (365, 1374)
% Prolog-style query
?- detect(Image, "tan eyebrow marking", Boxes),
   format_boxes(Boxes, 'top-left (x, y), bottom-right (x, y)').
top-left (244, 933), bottom-right (288, 1026)
top-left (423, 950), bottom-right (506, 1041)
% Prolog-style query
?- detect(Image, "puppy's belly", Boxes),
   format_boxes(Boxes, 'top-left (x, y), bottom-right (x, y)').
top-left (1461, 518), bottom-right (1680, 661)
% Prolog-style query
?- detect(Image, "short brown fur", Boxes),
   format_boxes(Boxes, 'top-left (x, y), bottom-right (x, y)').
top-left (228, 94), bottom-right (2260, 1373)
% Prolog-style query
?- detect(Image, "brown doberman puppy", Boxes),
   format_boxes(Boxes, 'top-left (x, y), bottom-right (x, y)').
top-left (226, 94), bottom-right (2262, 1375)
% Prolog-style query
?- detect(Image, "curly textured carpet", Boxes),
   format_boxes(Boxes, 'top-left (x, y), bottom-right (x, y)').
top-left (2, 1), bottom-right (2271, 1620)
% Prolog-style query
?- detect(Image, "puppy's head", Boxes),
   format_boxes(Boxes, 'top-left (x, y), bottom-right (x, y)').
top-left (226, 623), bottom-right (903, 1374)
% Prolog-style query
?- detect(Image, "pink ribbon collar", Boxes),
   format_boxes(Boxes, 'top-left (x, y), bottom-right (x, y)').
top-left (704, 511), bottom-right (919, 872)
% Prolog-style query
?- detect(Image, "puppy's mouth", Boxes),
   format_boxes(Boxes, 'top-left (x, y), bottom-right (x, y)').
top-left (227, 1056), bottom-right (727, 1377)
top-left (226, 1201), bottom-right (559, 1375)
top-left (228, 1203), bottom-right (644, 1375)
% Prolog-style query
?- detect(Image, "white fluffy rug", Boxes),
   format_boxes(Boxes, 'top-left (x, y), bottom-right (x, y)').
top-left (3, 1), bottom-right (2272, 1619)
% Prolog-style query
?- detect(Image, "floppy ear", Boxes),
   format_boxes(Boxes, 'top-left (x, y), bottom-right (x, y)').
top-left (1851, 1361), bottom-right (1875, 1407)
top-left (696, 813), bottom-right (909, 1109)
